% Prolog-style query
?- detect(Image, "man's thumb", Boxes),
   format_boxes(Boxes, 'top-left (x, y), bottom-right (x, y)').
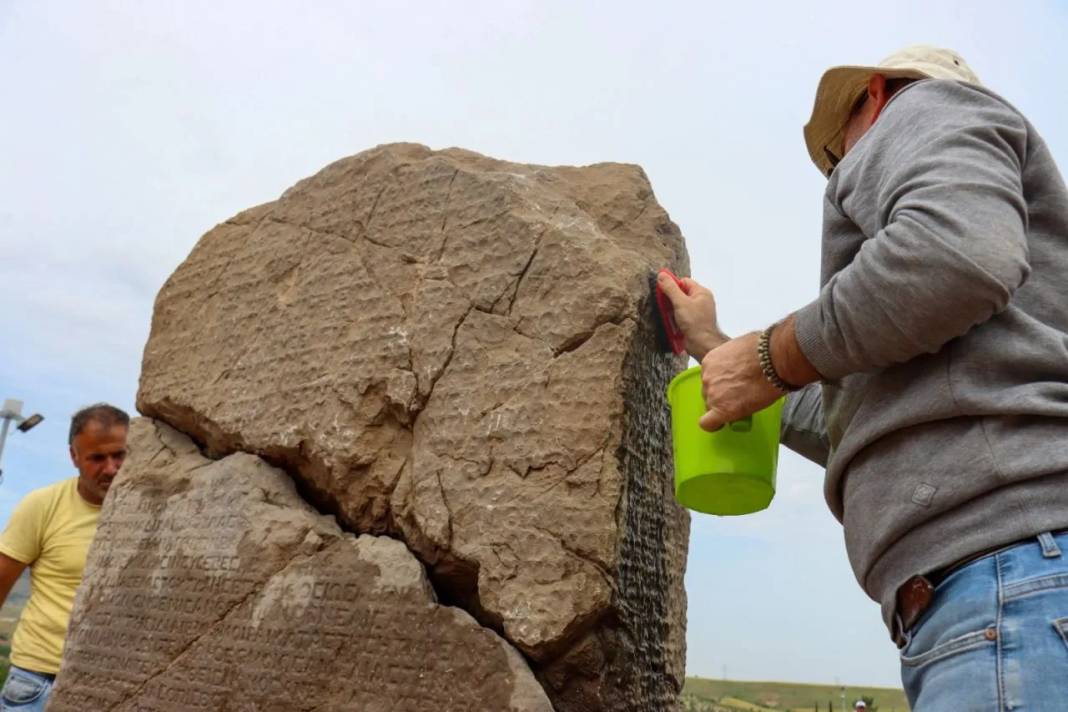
top-left (698, 408), bottom-right (726, 432)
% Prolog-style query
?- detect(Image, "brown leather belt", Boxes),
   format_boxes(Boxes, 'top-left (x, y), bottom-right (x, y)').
top-left (895, 531), bottom-right (1067, 646)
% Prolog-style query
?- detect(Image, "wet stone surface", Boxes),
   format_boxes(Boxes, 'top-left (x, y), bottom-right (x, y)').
top-left (50, 419), bottom-right (553, 712)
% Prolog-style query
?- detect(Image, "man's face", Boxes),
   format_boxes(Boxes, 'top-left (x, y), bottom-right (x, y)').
top-left (70, 422), bottom-right (128, 505)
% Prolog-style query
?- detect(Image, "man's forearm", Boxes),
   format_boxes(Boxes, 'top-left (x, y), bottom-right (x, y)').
top-left (769, 313), bottom-right (823, 388)
top-left (694, 330), bottom-right (730, 362)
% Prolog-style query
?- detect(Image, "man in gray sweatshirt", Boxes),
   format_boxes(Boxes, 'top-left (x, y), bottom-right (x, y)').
top-left (659, 46), bottom-right (1068, 709)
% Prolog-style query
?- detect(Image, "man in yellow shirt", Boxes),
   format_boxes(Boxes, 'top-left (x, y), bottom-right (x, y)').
top-left (0, 404), bottom-right (128, 711)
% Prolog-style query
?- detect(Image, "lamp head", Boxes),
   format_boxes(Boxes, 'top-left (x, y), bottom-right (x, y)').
top-left (16, 414), bottom-right (43, 433)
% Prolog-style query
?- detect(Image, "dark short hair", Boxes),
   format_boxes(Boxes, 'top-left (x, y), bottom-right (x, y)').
top-left (69, 404), bottom-right (130, 445)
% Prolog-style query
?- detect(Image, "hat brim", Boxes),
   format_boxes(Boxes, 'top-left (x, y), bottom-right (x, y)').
top-left (803, 65), bottom-right (929, 176)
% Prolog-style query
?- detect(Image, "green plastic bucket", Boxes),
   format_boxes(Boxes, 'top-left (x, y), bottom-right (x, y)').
top-left (666, 366), bottom-right (784, 516)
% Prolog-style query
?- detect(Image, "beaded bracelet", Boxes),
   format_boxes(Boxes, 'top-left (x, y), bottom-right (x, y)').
top-left (757, 324), bottom-right (800, 393)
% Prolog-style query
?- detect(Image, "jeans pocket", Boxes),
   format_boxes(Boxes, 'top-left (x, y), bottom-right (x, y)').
top-left (1052, 617), bottom-right (1068, 651)
top-left (1, 669), bottom-right (48, 706)
top-left (900, 627), bottom-right (995, 668)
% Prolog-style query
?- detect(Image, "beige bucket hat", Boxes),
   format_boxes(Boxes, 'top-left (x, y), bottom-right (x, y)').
top-left (803, 45), bottom-right (981, 175)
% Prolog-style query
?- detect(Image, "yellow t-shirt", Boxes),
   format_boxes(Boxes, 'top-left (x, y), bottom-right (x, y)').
top-left (0, 477), bottom-right (100, 674)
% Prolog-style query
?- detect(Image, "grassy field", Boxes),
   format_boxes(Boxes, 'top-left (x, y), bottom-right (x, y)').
top-left (684, 677), bottom-right (909, 711)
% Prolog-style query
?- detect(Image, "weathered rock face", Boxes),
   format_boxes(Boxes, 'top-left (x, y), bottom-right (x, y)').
top-left (50, 419), bottom-right (554, 711)
top-left (74, 143), bottom-right (688, 709)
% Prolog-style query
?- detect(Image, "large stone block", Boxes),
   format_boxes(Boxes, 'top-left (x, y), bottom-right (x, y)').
top-left (50, 419), bottom-right (553, 711)
top-left (132, 143), bottom-right (689, 709)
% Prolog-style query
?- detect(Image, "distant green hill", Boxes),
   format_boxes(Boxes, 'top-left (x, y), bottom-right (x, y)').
top-left (684, 676), bottom-right (909, 712)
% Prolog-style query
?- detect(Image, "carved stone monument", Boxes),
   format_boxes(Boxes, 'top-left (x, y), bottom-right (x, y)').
top-left (50, 419), bottom-right (553, 711)
top-left (50, 144), bottom-right (691, 711)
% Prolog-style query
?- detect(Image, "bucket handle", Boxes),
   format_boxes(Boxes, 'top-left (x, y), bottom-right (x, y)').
top-left (728, 416), bottom-right (752, 433)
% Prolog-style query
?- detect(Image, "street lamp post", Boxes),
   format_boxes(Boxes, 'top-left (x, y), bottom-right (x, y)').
top-left (0, 399), bottom-right (45, 484)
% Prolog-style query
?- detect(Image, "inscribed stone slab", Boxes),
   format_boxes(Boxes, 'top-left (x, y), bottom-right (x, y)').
top-left (135, 143), bottom-right (690, 710)
top-left (49, 419), bottom-right (553, 712)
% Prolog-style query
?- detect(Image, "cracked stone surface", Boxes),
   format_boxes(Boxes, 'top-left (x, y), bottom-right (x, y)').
top-left (133, 143), bottom-right (691, 710)
top-left (50, 418), bottom-right (554, 712)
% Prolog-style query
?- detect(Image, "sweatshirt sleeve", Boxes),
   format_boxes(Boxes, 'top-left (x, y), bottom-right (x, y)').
top-left (780, 383), bottom-right (829, 467)
top-left (794, 80), bottom-right (1030, 380)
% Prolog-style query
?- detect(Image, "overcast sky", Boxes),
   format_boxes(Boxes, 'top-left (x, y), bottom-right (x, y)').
top-left (2, 0), bottom-right (1066, 691)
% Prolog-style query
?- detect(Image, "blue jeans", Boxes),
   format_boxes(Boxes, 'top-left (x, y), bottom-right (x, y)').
top-left (900, 531), bottom-right (1068, 710)
top-left (0, 666), bottom-right (53, 711)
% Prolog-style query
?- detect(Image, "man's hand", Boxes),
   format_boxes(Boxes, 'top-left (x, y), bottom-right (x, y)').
top-left (698, 332), bottom-right (783, 432)
top-left (656, 272), bottom-right (729, 361)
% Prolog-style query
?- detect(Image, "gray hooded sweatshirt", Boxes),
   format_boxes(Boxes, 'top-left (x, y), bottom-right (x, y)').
top-left (783, 79), bottom-right (1068, 637)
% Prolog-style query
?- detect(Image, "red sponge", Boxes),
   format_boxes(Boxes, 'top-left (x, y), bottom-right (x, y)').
top-left (653, 268), bottom-right (690, 356)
